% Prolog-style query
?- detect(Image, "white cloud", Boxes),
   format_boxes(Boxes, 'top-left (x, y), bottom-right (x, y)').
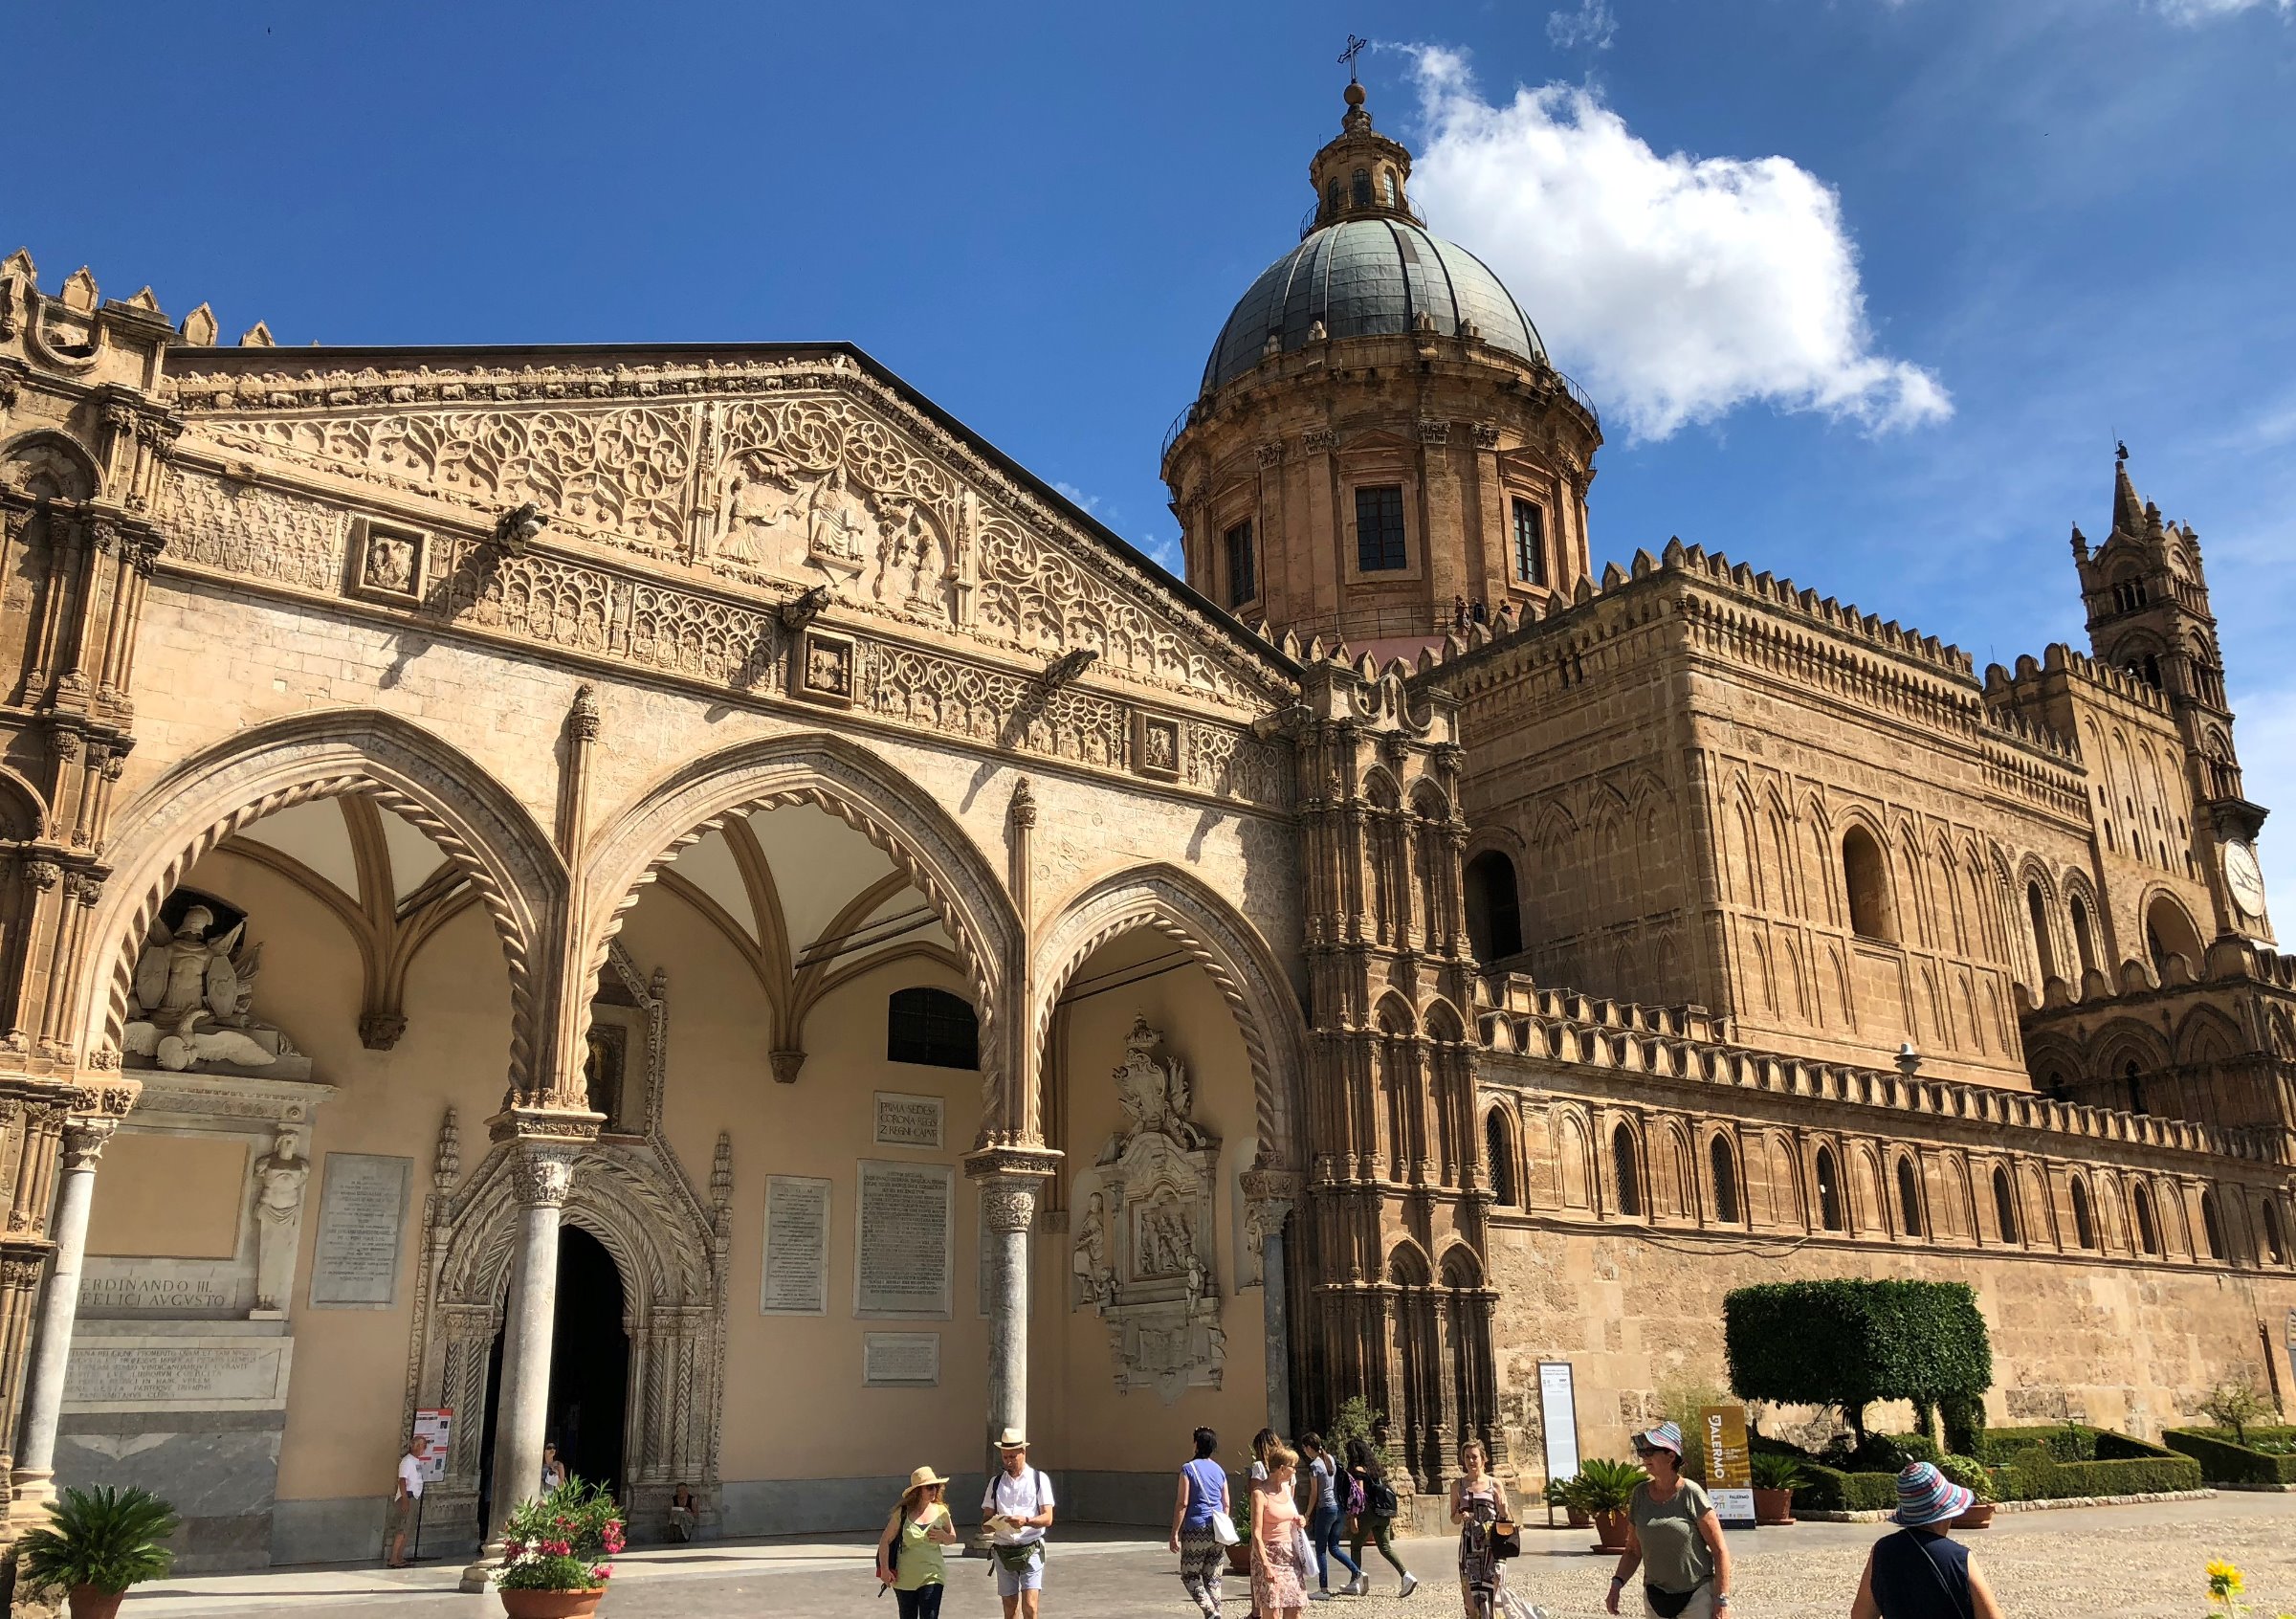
top-left (2227, 682), bottom-right (2296, 927)
top-left (2152, 0), bottom-right (2290, 21)
top-left (1403, 45), bottom-right (1952, 441)
top-left (1546, 0), bottom-right (1617, 51)
top-left (1052, 480), bottom-right (1102, 516)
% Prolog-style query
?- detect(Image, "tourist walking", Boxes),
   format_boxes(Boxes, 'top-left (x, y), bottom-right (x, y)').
top-left (982, 1428), bottom-right (1056, 1619)
top-left (385, 1430), bottom-right (430, 1568)
top-left (1602, 1422), bottom-right (1733, 1619)
top-left (877, 1464), bottom-right (960, 1618)
top-left (1850, 1463), bottom-right (2004, 1619)
top-left (1251, 1442), bottom-right (1310, 1619)
top-left (1300, 1433), bottom-right (1365, 1599)
top-left (1345, 1428), bottom-right (1415, 1597)
top-left (1450, 1439), bottom-right (1512, 1618)
top-left (1170, 1425), bottom-right (1232, 1618)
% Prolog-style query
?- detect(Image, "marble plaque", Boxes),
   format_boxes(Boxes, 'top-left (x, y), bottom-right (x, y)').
top-left (308, 1153), bottom-right (411, 1309)
top-left (78, 1264), bottom-right (240, 1315)
top-left (762, 1175), bottom-right (831, 1316)
top-left (863, 1332), bottom-right (940, 1387)
top-left (872, 1092), bottom-right (944, 1150)
top-left (854, 1160), bottom-right (952, 1319)
top-left (63, 1336), bottom-right (294, 1412)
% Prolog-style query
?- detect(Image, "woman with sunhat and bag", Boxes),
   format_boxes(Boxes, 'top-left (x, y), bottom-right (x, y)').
top-left (1603, 1421), bottom-right (1733, 1619)
top-left (876, 1464), bottom-right (960, 1617)
top-left (1850, 1462), bottom-right (2005, 1619)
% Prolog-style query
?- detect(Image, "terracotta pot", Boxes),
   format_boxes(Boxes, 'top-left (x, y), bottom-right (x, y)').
top-left (499, 1588), bottom-right (607, 1619)
top-left (1753, 1487), bottom-right (1796, 1526)
top-left (1952, 1502), bottom-right (1996, 1530)
top-left (1225, 1541), bottom-right (1253, 1576)
top-left (1564, 1505), bottom-right (1592, 1528)
top-left (1591, 1508), bottom-right (1632, 1554)
top-left (66, 1587), bottom-right (125, 1619)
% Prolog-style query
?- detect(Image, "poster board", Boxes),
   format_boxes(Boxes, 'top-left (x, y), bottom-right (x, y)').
top-left (1537, 1361), bottom-right (1580, 1525)
top-left (413, 1407), bottom-right (453, 1482)
top-left (1698, 1404), bottom-right (1755, 1526)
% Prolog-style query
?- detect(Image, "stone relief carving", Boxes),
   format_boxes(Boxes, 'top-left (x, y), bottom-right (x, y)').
top-left (1071, 1015), bottom-right (1225, 1403)
top-left (250, 1126), bottom-right (311, 1316)
top-left (123, 898), bottom-right (305, 1076)
top-left (165, 466), bottom-right (342, 593)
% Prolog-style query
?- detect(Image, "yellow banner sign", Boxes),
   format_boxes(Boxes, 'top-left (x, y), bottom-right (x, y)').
top-left (1698, 1405), bottom-right (1752, 1491)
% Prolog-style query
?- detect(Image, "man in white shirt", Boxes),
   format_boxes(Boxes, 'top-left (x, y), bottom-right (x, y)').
top-left (981, 1428), bottom-right (1054, 1618)
top-left (386, 1432), bottom-right (430, 1567)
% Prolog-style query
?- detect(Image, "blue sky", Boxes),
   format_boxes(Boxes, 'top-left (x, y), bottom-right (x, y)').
top-left (11, 1), bottom-right (2295, 912)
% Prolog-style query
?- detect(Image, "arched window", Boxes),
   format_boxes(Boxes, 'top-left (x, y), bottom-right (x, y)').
top-left (2124, 1060), bottom-right (2147, 1116)
top-left (1351, 166), bottom-right (1374, 208)
top-left (2265, 1201), bottom-right (2288, 1267)
top-left (1843, 827), bottom-right (1894, 941)
top-left (2200, 1188), bottom-right (2226, 1259)
top-left (1992, 1165), bottom-right (2020, 1244)
top-left (1896, 1157), bottom-right (1924, 1238)
top-left (1485, 1110), bottom-right (1518, 1208)
top-left (2026, 882), bottom-right (2056, 983)
top-left (886, 987), bottom-right (980, 1069)
top-left (2146, 894), bottom-right (2205, 980)
top-left (2069, 895), bottom-right (2097, 978)
top-left (1815, 1145), bottom-right (1844, 1232)
top-left (1326, 177), bottom-right (1341, 216)
top-left (1380, 168), bottom-right (1399, 206)
top-left (1612, 1122), bottom-right (1643, 1218)
top-left (1710, 1135), bottom-right (1741, 1225)
top-left (2070, 1177), bottom-right (2097, 1250)
top-left (2132, 1182), bottom-right (2160, 1255)
top-left (1464, 851), bottom-right (1524, 962)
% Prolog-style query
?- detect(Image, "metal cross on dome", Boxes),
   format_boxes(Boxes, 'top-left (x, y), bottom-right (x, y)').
top-left (1339, 34), bottom-right (1370, 80)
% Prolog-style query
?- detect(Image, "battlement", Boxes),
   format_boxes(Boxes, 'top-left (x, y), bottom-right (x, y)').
top-left (1983, 642), bottom-right (2175, 723)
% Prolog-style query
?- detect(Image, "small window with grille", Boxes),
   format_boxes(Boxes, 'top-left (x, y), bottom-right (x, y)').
top-left (1354, 485), bottom-right (1406, 571)
top-left (1512, 498), bottom-right (1546, 586)
top-left (1224, 520), bottom-right (1256, 608)
top-left (887, 987), bottom-right (979, 1070)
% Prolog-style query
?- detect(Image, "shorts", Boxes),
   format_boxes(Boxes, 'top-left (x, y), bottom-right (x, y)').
top-left (994, 1541), bottom-right (1046, 1595)
top-left (388, 1494), bottom-right (418, 1536)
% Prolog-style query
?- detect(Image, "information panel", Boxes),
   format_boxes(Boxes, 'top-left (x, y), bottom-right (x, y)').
top-left (863, 1332), bottom-right (942, 1386)
top-left (413, 1407), bottom-right (453, 1482)
top-left (1537, 1360), bottom-right (1580, 1514)
top-left (1698, 1404), bottom-right (1756, 1525)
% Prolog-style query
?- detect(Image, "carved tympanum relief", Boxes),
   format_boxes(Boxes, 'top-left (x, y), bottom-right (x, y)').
top-left (1071, 1014), bottom-right (1225, 1403)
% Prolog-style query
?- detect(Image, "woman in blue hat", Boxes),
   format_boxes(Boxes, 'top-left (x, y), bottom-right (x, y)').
top-left (1850, 1462), bottom-right (2004, 1619)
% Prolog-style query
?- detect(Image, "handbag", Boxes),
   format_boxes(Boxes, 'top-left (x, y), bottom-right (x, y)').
top-left (1211, 1510), bottom-right (1241, 1546)
top-left (1292, 1521), bottom-right (1320, 1579)
top-left (1645, 1582), bottom-right (1704, 1619)
top-left (1490, 1518), bottom-right (1521, 1560)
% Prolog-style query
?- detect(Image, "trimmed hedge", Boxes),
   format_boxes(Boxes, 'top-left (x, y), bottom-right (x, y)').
top-left (1997, 1452), bottom-right (2199, 1500)
top-left (1725, 1281), bottom-right (1992, 1435)
top-left (2165, 1428), bottom-right (2296, 1486)
top-left (1978, 1425), bottom-right (2096, 1464)
top-left (1790, 1464), bottom-right (1900, 1513)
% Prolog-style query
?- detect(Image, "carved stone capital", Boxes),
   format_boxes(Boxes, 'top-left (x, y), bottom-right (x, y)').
top-left (508, 1140), bottom-right (581, 1209)
top-left (1470, 423), bottom-right (1503, 450)
top-left (360, 1011), bottom-right (408, 1051)
top-left (60, 1114), bottom-right (121, 1171)
top-left (768, 1049), bottom-right (806, 1084)
top-left (569, 683), bottom-right (602, 742)
top-left (964, 1144), bottom-right (1060, 1234)
top-left (1008, 776), bottom-right (1038, 831)
top-left (23, 859), bottom-right (60, 893)
top-left (1239, 1167), bottom-right (1304, 1235)
top-left (2, 1254), bottom-right (47, 1289)
top-left (1301, 429), bottom-right (1338, 455)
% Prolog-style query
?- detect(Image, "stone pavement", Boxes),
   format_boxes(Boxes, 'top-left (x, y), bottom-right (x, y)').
top-left (118, 1493), bottom-right (2296, 1617)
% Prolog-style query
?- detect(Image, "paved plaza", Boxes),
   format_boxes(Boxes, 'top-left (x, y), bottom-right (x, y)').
top-left (118, 1493), bottom-right (2296, 1618)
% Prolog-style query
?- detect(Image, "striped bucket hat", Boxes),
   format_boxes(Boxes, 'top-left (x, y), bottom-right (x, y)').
top-left (1890, 1461), bottom-right (1974, 1527)
top-left (1633, 1421), bottom-right (1684, 1457)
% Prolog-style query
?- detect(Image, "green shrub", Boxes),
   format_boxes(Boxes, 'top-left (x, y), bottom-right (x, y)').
top-left (1561, 1457), bottom-right (1648, 1514)
top-left (1995, 1452), bottom-right (2198, 1500)
top-left (2200, 1374), bottom-right (2272, 1445)
top-left (1326, 1396), bottom-right (1396, 1477)
top-left (1748, 1452), bottom-right (1806, 1491)
top-left (2164, 1428), bottom-right (2296, 1486)
top-left (15, 1486), bottom-right (178, 1595)
top-left (1789, 1465), bottom-right (1898, 1513)
top-left (1724, 1280), bottom-right (1993, 1441)
top-left (1837, 1432), bottom-right (1940, 1473)
top-left (1978, 1425), bottom-right (2093, 1464)
top-left (1937, 1453), bottom-right (1995, 1503)
top-left (1940, 1392), bottom-right (1986, 1456)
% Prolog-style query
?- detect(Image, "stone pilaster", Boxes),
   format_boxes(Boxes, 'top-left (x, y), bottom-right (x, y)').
top-left (1241, 1168), bottom-right (1302, 1435)
top-left (8, 1115), bottom-right (116, 1516)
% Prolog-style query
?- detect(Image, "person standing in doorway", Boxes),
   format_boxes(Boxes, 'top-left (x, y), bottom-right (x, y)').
top-left (1299, 1433), bottom-right (1364, 1599)
top-left (1850, 1463), bottom-right (2004, 1619)
top-left (878, 1464), bottom-right (960, 1618)
top-left (1346, 1429), bottom-right (1414, 1597)
top-left (1603, 1422), bottom-right (1733, 1619)
top-left (386, 1431), bottom-right (430, 1568)
top-left (982, 1428), bottom-right (1055, 1619)
top-left (540, 1441), bottom-right (567, 1494)
top-left (1170, 1425), bottom-right (1231, 1619)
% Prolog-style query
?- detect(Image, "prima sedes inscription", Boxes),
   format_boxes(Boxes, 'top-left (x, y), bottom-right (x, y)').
top-left (308, 1153), bottom-right (411, 1309)
top-left (854, 1160), bottom-right (952, 1318)
top-left (872, 1092), bottom-right (943, 1150)
top-left (761, 1174), bottom-right (831, 1316)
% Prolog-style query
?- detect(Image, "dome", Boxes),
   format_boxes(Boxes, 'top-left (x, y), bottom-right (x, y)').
top-left (1201, 218), bottom-right (1547, 395)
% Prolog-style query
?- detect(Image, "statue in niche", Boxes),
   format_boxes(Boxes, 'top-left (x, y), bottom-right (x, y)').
top-left (250, 1128), bottom-right (310, 1316)
top-left (872, 497), bottom-right (949, 618)
top-left (1101, 1012), bottom-right (1208, 1164)
top-left (124, 903), bottom-right (285, 1072)
top-left (714, 455), bottom-right (874, 590)
top-left (1071, 1191), bottom-right (1115, 1311)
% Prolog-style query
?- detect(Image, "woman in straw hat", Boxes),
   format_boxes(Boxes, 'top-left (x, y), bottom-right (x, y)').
top-left (875, 1463), bottom-right (960, 1617)
top-left (1850, 1461), bottom-right (2004, 1619)
top-left (1604, 1422), bottom-right (1733, 1619)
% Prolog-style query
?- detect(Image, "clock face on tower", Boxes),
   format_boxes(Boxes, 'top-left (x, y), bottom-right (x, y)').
top-left (2222, 839), bottom-right (2267, 919)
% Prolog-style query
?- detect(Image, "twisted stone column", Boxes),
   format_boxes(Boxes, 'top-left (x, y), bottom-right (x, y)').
top-left (459, 1140), bottom-right (577, 1591)
top-left (10, 1115), bottom-right (117, 1511)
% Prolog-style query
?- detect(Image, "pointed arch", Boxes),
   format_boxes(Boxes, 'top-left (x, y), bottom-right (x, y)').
top-left (1484, 1106), bottom-right (1520, 1208)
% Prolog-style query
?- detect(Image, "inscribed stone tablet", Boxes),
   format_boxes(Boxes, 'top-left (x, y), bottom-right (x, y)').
top-left (762, 1175), bottom-right (831, 1316)
top-left (863, 1332), bottom-right (940, 1386)
top-left (63, 1337), bottom-right (294, 1412)
top-left (872, 1092), bottom-right (944, 1150)
top-left (855, 1160), bottom-right (952, 1318)
top-left (308, 1154), bottom-right (411, 1309)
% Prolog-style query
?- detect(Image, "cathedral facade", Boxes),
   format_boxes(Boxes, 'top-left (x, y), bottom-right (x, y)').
top-left (0, 86), bottom-right (2289, 1580)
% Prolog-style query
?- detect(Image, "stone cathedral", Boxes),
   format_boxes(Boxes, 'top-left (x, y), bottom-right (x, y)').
top-left (0, 84), bottom-right (2290, 1582)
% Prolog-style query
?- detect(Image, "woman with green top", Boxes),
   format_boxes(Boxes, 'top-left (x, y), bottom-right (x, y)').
top-left (876, 1464), bottom-right (961, 1618)
top-left (1602, 1423), bottom-right (1733, 1619)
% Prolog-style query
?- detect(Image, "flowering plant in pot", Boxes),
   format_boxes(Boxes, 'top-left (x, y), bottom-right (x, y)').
top-left (14, 1484), bottom-right (179, 1619)
top-left (496, 1478), bottom-right (625, 1618)
top-left (1748, 1452), bottom-right (1804, 1526)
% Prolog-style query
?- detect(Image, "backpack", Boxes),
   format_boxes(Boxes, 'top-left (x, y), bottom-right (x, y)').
top-left (1366, 1476), bottom-right (1399, 1519)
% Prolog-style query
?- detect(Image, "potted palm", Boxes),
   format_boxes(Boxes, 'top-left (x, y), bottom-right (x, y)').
top-left (14, 1484), bottom-right (178, 1619)
top-left (1749, 1453), bottom-right (1803, 1526)
top-left (1568, 1458), bottom-right (1646, 1554)
top-left (1545, 1475), bottom-right (1591, 1529)
top-left (495, 1478), bottom-right (625, 1618)
top-left (1939, 1454), bottom-right (1996, 1530)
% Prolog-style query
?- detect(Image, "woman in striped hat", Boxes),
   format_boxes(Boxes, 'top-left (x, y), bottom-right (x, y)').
top-left (1603, 1421), bottom-right (1733, 1618)
top-left (1850, 1462), bottom-right (2003, 1619)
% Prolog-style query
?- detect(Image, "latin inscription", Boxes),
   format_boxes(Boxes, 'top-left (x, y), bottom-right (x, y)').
top-left (309, 1154), bottom-right (411, 1308)
top-left (855, 1160), bottom-right (952, 1318)
top-left (761, 1175), bottom-right (831, 1316)
top-left (63, 1341), bottom-right (292, 1411)
top-left (872, 1092), bottom-right (944, 1150)
top-left (863, 1332), bottom-right (940, 1387)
